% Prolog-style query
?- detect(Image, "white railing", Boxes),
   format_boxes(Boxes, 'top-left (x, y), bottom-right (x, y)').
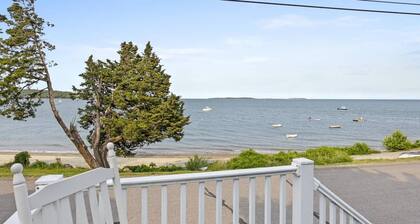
top-left (114, 158), bottom-right (315, 224)
top-left (5, 157), bottom-right (372, 224)
top-left (314, 178), bottom-right (372, 224)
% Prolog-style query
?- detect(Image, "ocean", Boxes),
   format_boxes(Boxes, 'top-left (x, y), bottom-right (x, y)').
top-left (0, 99), bottom-right (419, 154)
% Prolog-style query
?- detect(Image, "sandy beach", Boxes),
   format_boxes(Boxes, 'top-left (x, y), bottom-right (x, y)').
top-left (0, 151), bottom-right (235, 168)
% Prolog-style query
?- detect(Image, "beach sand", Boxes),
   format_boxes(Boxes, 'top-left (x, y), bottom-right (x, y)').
top-left (0, 151), bottom-right (235, 168)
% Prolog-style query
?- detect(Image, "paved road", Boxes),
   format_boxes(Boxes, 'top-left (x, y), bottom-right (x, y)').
top-left (2, 162), bottom-right (420, 223)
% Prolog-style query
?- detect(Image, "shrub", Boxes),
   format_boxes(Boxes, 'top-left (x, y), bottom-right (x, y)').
top-left (29, 160), bottom-right (49, 168)
top-left (344, 143), bottom-right (378, 155)
top-left (123, 164), bottom-right (185, 173)
top-left (383, 130), bottom-right (412, 151)
top-left (185, 155), bottom-right (209, 171)
top-left (227, 149), bottom-right (273, 169)
top-left (413, 140), bottom-right (420, 148)
top-left (271, 151), bottom-right (300, 166)
top-left (302, 147), bottom-right (352, 165)
top-left (207, 161), bottom-right (228, 171)
top-left (13, 151), bottom-right (31, 167)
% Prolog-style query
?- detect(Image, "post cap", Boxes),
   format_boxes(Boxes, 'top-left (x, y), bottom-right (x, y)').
top-left (107, 142), bottom-right (115, 157)
top-left (10, 163), bottom-right (23, 175)
top-left (292, 158), bottom-right (314, 165)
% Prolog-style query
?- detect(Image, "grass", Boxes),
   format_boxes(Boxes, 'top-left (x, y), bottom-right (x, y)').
top-left (3, 156), bottom-right (420, 177)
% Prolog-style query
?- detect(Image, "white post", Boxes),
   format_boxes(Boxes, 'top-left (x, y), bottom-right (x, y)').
top-left (11, 163), bottom-right (33, 224)
top-left (107, 143), bottom-right (128, 224)
top-left (292, 158), bottom-right (314, 224)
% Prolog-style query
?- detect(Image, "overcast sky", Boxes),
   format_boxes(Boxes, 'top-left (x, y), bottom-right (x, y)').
top-left (1, 0), bottom-right (420, 99)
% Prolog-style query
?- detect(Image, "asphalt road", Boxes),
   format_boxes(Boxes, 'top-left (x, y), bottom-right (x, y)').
top-left (2, 162), bottom-right (420, 223)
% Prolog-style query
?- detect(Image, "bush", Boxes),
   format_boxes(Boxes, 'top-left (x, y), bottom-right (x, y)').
top-left (271, 151), bottom-right (300, 166)
top-left (344, 143), bottom-right (378, 155)
top-left (123, 164), bottom-right (185, 173)
top-left (413, 140), bottom-right (420, 148)
top-left (207, 161), bottom-right (228, 171)
top-left (383, 130), bottom-right (412, 151)
top-left (14, 151), bottom-right (31, 167)
top-left (302, 147), bottom-right (352, 165)
top-left (227, 149), bottom-right (273, 169)
top-left (29, 160), bottom-right (49, 168)
top-left (185, 155), bottom-right (209, 171)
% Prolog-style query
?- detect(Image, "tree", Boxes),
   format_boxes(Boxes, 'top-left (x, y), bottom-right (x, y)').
top-left (0, 0), bottom-right (189, 168)
top-left (72, 42), bottom-right (190, 167)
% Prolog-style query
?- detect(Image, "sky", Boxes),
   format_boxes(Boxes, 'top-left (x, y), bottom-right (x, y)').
top-left (1, 0), bottom-right (420, 99)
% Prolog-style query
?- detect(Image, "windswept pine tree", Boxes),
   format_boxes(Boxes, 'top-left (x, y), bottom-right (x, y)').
top-left (72, 42), bottom-right (190, 167)
top-left (0, 0), bottom-right (189, 167)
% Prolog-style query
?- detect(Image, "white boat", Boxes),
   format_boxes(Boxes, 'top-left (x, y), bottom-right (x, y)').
top-left (272, 124), bottom-right (283, 128)
top-left (353, 117), bottom-right (364, 122)
top-left (329, 125), bottom-right (341, 129)
top-left (202, 106), bottom-right (212, 112)
top-left (337, 106), bottom-right (348, 111)
top-left (286, 134), bottom-right (298, 138)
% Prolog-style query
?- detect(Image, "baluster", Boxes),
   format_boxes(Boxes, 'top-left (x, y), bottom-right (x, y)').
top-left (58, 197), bottom-right (73, 224)
top-left (75, 192), bottom-right (88, 224)
top-left (180, 183), bottom-right (187, 224)
top-left (198, 181), bottom-right (205, 224)
top-left (264, 176), bottom-right (272, 224)
top-left (249, 177), bottom-right (256, 224)
top-left (161, 185), bottom-right (168, 224)
top-left (233, 178), bottom-right (240, 224)
top-left (88, 187), bottom-right (100, 224)
top-left (279, 175), bottom-right (286, 224)
top-left (339, 209), bottom-right (346, 224)
top-left (319, 194), bottom-right (326, 224)
top-left (216, 180), bottom-right (223, 224)
top-left (329, 202), bottom-right (336, 224)
top-left (349, 217), bottom-right (355, 224)
top-left (141, 186), bottom-right (148, 224)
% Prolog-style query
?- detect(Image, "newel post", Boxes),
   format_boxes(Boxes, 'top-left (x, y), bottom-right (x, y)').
top-left (292, 158), bottom-right (314, 224)
top-left (107, 143), bottom-right (128, 224)
top-left (11, 163), bottom-right (32, 224)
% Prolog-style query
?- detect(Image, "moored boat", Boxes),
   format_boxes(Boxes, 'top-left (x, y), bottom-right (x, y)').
top-left (329, 125), bottom-right (341, 128)
top-left (202, 106), bottom-right (212, 112)
top-left (272, 124), bottom-right (283, 128)
top-left (286, 134), bottom-right (298, 138)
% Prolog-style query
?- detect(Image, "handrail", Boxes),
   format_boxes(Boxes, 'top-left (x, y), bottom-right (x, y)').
top-left (118, 165), bottom-right (298, 187)
top-left (313, 178), bottom-right (372, 224)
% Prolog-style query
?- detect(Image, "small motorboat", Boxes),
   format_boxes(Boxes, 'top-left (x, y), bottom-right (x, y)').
top-left (286, 134), bottom-right (298, 138)
top-left (202, 106), bottom-right (212, 112)
top-left (272, 124), bottom-right (283, 128)
top-left (308, 117), bottom-right (321, 121)
top-left (329, 125), bottom-right (342, 129)
top-left (353, 117), bottom-right (364, 122)
top-left (337, 106), bottom-right (348, 111)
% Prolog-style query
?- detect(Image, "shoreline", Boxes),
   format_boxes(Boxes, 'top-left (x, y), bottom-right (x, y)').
top-left (0, 151), bottom-right (236, 168)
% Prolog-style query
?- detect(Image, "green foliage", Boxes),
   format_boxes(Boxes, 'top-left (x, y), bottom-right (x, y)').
top-left (14, 151), bottom-right (31, 167)
top-left (343, 143), bottom-right (379, 155)
top-left (123, 164), bottom-right (184, 173)
top-left (185, 155), bottom-right (208, 171)
top-left (383, 130), bottom-right (413, 151)
top-left (29, 160), bottom-right (49, 168)
top-left (412, 140), bottom-right (420, 148)
top-left (0, 0), bottom-right (55, 120)
top-left (207, 161), bottom-right (228, 171)
top-left (72, 42), bottom-right (190, 155)
top-left (227, 149), bottom-right (273, 169)
top-left (303, 147), bottom-right (352, 165)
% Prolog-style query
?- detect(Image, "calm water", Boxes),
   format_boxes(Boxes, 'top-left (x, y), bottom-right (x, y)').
top-left (1, 99), bottom-right (419, 154)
